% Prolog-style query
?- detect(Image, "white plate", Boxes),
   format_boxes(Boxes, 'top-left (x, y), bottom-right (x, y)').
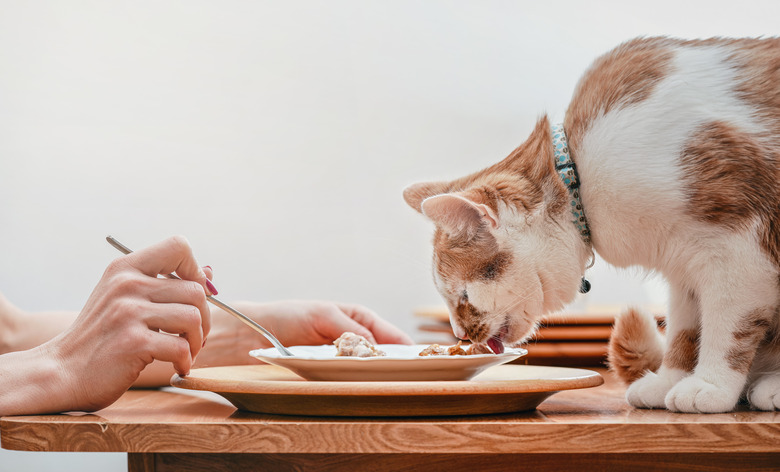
top-left (248, 344), bottom-right (527, 381)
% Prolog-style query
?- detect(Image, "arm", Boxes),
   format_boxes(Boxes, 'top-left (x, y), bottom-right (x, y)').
top-left (0, 293), bottom-right (76, 355)
top-left (0, 295), bottom-right (80, 415)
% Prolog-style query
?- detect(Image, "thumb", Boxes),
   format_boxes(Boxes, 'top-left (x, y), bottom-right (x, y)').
top-left (128, 236), bottom-right (211, 294)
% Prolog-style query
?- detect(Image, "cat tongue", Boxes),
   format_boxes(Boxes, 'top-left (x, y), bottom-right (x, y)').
top-left (487, 336), bottom-right (504, 354)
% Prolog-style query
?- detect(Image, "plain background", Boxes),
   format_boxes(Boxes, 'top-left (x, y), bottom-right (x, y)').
top-left (1, 1), bottom-right (778, 470)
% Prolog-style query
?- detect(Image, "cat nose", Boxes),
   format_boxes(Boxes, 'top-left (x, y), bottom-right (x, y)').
top-left (452, 324), bottom-right (468, 340)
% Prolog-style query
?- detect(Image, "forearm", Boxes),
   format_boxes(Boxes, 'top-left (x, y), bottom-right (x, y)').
top-left (0, 294), bottom-right (76, 354)
top-left (0, 344), bottom-right (67, 416)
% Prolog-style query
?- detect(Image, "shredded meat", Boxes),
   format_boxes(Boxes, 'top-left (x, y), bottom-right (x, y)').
top-left (418, 341), bottom-right (496, 356)
top-left (418, 344), bottom-right (448, 356)
top-left (466, 343), bottom-right (494, 355)
top-left (447, 341), bottom-right (468, 355)
top-left (333, 332), bottom-right (386, 357)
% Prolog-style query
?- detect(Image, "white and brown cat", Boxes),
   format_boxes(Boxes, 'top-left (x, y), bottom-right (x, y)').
top-left (404, 37), bottom-right (779, 413)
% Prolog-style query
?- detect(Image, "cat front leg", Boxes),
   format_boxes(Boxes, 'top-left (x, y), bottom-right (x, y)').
top-left (665, 266), bottom-right (776, 413)
top-left (626, 285), bottom-right (698, 409)
top-left (748, 373), bottom-right (780, 410)
top-left (746, 331), bottom-right (780, 410)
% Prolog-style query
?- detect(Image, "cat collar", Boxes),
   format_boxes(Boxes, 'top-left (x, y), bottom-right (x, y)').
top-left (552, 123), bottom-right (593, 293)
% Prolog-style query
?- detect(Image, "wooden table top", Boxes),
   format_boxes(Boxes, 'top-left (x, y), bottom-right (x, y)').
top-left (2, 368), bottom-right (779, 455)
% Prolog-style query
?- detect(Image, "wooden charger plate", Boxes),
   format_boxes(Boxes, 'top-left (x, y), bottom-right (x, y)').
top-left (171, 364), bottom-right (603, 417)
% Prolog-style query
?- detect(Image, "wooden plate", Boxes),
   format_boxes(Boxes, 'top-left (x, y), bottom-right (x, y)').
top-left (171, 364), bottom-right (603, 417)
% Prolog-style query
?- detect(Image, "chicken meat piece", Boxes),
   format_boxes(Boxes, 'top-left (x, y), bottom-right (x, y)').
top-left (418, 344), bottom-right (448, 356)
top-left (447, 341), bottom-right (468, 356)
top-left (466, 342), bottom-right (495, 355)
top-left (333, 332), bottom-right (386, 357)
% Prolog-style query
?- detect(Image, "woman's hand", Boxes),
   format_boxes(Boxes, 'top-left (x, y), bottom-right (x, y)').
top-left (259, 300), bottom-right (413, 346)
top-left (198, 300), bottom-right (413, 366)
top-left (42, 236), bottom-right (214, 413)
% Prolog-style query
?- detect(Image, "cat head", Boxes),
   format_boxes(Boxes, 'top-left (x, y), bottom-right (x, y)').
top-left (404, 116), bottom-right (590, 352)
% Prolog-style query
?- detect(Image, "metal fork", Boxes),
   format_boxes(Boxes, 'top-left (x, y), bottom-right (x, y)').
top-left (106, 235), bottom-right (294, 357)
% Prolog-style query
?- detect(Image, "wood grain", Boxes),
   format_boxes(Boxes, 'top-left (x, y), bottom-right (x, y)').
top-left (127, 452), bottom-right (155, 472)
top-left (145, 452), bottom-right (780, 472)
top-left (3, 369), bottom-right (779, 458)
top-left (521, 341), bottom-right (609, 366)
top-left (168, 364), bottom-right (603, 416)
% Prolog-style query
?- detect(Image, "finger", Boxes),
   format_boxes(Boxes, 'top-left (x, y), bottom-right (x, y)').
top-left (201, 300), bottom-right (211, 341)
top-left (335, 303), bottom-right (414, 345)
top-left (145, 302), bottom-right (205, 360)
top-left (201, 265), bottom-right (219, 299)
top-left (316, 309), bottom-right (379, 344)
top-left (145, 331), bottom-right (193, 376)
top-left (145, 277), bottom-right (211, 340)
top-left (125, 236), bottom-right (213, 295)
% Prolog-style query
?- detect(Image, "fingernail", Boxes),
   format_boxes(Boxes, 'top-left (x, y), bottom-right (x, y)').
top-left (205, 279), bottom-right (218, 296)
top-left (204, 265), bottom-right (212, 270)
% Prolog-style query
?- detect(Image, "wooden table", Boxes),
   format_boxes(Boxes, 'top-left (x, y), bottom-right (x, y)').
top-left (2, 369), bottom-right (779, 472)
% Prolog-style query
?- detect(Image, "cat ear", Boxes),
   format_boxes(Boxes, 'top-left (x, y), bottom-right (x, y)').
top-left (403, 182), bottom-right (451, 214)
top-left (525, 115), bottom-right (556, 183)
top-left (421, 193), bottom-right (498, 237)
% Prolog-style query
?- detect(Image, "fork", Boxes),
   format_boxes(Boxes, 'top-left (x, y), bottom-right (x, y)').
top-left (106, 235), bottom-right (294, 357)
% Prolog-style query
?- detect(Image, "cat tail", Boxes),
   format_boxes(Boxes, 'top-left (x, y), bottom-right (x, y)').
top-left (607, 307), bottom-right (664, 385)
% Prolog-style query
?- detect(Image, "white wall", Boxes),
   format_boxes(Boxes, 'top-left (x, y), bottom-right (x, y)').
top-left (1, 1), bottom-right (778, 470)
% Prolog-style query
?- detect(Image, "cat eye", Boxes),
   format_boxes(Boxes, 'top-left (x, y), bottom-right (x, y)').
top-left (478, 252), bottom-right (512, 280)
top-left (481, 261), bottom-right (499, 280)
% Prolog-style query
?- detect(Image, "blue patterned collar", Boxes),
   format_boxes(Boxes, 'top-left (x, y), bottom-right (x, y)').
top-left (552, 124), bottom-right (593, 293)
top-left (552, 124), bottom-right (591, 245)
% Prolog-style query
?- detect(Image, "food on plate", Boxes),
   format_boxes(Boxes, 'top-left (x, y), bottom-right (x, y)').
top-left (418, 343), bottom-right (448, 356)
top-left (333, 332), bottom-right (386, 357)
top-left (466, 343), bottom-right (494, 355)
top-left (447, 341), bottom-right (467, 356)
top-left (418, 341), bottom-right (496, 356)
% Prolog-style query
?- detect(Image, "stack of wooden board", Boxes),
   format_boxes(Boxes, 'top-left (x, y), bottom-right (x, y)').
top-left (414, 306), bottom-right (647, 367)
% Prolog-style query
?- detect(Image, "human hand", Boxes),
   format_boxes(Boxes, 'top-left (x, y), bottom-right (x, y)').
top-left (258, 300), bottom-right (414, 346)
top-left (199, 300), bottom-right (413, 365)
top-left (44, 236), bottom-right (214, 412)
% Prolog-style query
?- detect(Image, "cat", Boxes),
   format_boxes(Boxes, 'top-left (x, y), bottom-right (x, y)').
top-left (403, 37), bottom-right (780, 413)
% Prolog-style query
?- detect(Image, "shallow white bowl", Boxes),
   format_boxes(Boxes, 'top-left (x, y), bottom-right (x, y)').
top-left (249, 344), bottom-right (527, 381)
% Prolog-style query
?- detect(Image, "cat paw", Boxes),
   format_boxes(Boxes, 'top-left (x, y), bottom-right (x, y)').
top-left (626, 371), bottom-right (677, 409)
top-left (665, 376), bottom-right (739, 413)
top-left (747, 374), bottom-right (780, 411)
